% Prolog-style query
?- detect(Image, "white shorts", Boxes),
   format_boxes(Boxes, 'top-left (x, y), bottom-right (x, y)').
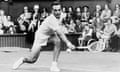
top-left (33, 31), bottom-right (50, 46)
top-left (33, 31), bottom-right (58, 46)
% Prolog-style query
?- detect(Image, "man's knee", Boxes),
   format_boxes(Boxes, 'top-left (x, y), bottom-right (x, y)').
top-left (23, 57), bottom-right (37, 64)
top-left (53, 36), bottom-right (61, 44)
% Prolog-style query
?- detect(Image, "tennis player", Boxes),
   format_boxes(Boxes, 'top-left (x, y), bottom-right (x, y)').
top-left (12, 1), bottom-right (75, 72)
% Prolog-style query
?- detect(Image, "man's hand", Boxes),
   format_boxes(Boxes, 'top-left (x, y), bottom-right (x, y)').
top-left (66, 42), bottom-right (75, 53)
top-left (67, 42), bottom-right (75, 50)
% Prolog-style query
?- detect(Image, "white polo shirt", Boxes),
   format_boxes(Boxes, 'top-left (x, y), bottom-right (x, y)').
top-left (34, 14), bottom-right (61, 46)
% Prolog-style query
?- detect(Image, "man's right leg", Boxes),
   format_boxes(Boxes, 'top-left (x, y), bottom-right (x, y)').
top-left (12, 40), bottom-right (42, 69)
top-left (50, 35), bottom-right (61, 72)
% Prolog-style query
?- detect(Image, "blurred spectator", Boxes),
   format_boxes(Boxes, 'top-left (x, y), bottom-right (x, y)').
top-left (67, 6), bottom-right (74, 19)
top-left (81, 24), bottom-right (93, 46)
top-left (75, 6), bottom-right (81, 20)
top-left (40, 8), bottom-right (49, 23)
top-left (28, 4), bottom-right (40, 32)
top-left (103, 19), bottom-right (117, 38)
top-left (27, 5), bottom-right (40, 44)
top-left (62, 6), bottom-right (67, 14)
top-left (112, 4), bottom-right (120, 29)
top-left (59, 6), bottom-right (67, 24)
top-left (0, 21), bottom-right (4, 34)
top-left (7, 16), bottom-right (14, 27)
top-left (113, 4), bottom-right (120, 17)
top-left (93, 17), bottom-right (104, 32)
top-left (0, 9), bottom-right (8, 28)
top-left (67, 19), bottom-right (76, 33)
top-left (61, 6), bottom-right (67, 22)
top-left (96, 18), bottom-right (117, 49)
top-left (81, 6), bottom-right (90, 26)
top-left (68, 6), bottom-right (73, 14)
top-left (62, 11), bottom-right (71, 25)
top-left (7, 16), bottom-right (16, 34)
top-left (93, 4), bottom-right (102, 18)
top-left (100, 4), bottom-right (112, 21)
top-left (74, 18), bottom-right (83, 33)
top-left (62, 6), bottom-right (74, 26)
top-left (17, 6), bottom-right (32, 33)
top-left (92, 5), bottom-right (102, 31)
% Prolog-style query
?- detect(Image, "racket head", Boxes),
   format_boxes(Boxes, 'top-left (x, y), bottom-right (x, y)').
top-left (88, 41), bottom-right (105, 52)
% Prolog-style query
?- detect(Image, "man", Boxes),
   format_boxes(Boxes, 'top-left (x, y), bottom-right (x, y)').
top-left (100, 4), bottom-right (111, 21)
top-left (0, 10), bottom-right (9, 28)
top-left (93, 4), bottom-right (102, 18)
top-left (97, 18), bottom-right (117, 40)
top-left (28, 4), bottom-right (40, 32)
top-left (82, 24), bottom-right (93, 46)
top-left (17, 6), bottom-right (32, 33)
top-left (12, 1), bottom-right (75, 72)
top-left (96, 18), bottom-right (117, 50)
top-left (112, 4), bottom-right (120, 30)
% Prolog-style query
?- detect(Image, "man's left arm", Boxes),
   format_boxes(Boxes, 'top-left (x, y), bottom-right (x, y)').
top-left (55, 28), bottom-right (75, 49)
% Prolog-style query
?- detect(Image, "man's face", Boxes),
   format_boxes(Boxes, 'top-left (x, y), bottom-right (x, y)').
top-left (52, 5), bottom-right (61, 19)
top-left (96, 5), bottom-right (101, 11)
top-left (68, 7), bottom-right (72, 12)
top-left (34, 5), bottom-right (39, 11)
top-left (84, 7), bottom-right (88, 12)
top-left (24, 7), bottom-right (28, 13)
top-left (62, 7), bottom-right (66, 12)
top-left (76, 8), bottom-right (80, 12)
top-left (115, 4), bottom-right (119, 10)
top-left (0, 10), bottom-right (5, 16)
top-left (7, 16), bottom-right (11, 21)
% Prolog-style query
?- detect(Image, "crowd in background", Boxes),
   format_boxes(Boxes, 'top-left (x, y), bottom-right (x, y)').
top-left (0, 3), bottom-right (120, 51)
top-left (0, 4), bottom-right (120, 35)
top-left (0, 4), bottom-right (120, 39)
top-left (0, 4), bottom-right (49, 34)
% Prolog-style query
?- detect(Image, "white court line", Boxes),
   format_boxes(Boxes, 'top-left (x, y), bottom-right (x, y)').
top-left (0, 64), bottom-right (113, 72)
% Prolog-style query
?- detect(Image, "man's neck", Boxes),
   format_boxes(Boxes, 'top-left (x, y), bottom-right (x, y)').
top-left (56, 17), bottom-right (60, 19)
top-left (107, 24), bottom-right (111, 27)
top-left (53, 15), bottom-right (60, 19)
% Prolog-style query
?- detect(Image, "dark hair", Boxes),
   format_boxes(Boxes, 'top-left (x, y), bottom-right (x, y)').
top-left (62, 6), bottom-right (67, 10)
top-left (51, 1), bottom-right (62, 8)
top-left (68, 6), bottom-right (73, 11)
top-left (75, 6), bottom-right (80, 11)
top-left (82, 5), bottom-right (89, 9)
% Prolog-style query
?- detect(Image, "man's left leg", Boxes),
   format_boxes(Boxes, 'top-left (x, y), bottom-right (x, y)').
top-left (50, 34), bottom-right (61, 72)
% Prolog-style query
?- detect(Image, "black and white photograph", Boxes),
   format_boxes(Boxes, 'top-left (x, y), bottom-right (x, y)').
top-left (0, 0), bottom-right (120, 72)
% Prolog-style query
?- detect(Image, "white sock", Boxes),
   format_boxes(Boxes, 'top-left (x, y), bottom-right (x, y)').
top-left (52, 61), bottom-right (58, 65)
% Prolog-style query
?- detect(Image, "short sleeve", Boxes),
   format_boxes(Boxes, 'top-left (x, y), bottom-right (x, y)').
top-left (47, 17), bottom-right (61, 32)
top-left (49, 22), bottom-right (61, 32)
